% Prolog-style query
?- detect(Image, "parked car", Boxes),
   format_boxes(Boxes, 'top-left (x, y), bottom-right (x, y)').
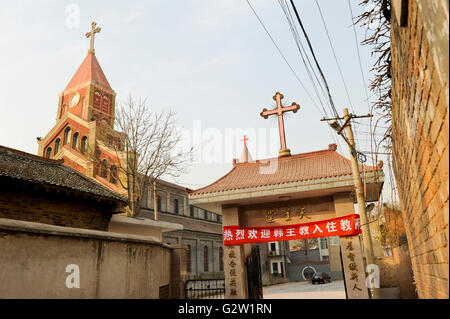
top-left (312, 272), bottom-right (331, 284)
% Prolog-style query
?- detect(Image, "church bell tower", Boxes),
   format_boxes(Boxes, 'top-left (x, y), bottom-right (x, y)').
top-left (37, 22), bottom-right (127, 197)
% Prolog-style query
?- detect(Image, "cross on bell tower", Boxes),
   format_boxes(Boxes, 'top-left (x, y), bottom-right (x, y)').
top-left (260, 92), bottom-right (300, 157)
top-left (85, 21), bottom-right (101, 54)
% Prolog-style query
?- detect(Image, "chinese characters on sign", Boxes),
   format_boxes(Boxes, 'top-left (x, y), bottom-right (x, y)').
top-left (345, 241), bottom-right (362, 292)
top-left (264, 207), bottom-right (311, 223)
top-left (227, 245), bottom-right (238, 296)
top-left (223, 214), bottom-right (361, 245)
top-left (340, 236), bottom-right (369, 299)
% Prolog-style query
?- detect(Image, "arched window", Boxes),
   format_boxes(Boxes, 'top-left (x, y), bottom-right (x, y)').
top-left (110, 165), bottom-right (118, 184)
top-left (203, 246), bottom-right (209, 272)
top-left (219, 247), bottom-right (224, 271)
top-left (45, 147), bottom-right (52, 159)
top-left (186, 245), bottom-right (191, 273)
top-left (174, 199), bottom-right (179, 214)
top-left (72, 132), bottom-right (79, 150)
top-left (63, 127), bottom-right (71, 145)
top-left (54, 138), bottom-right (61, 155)
top-left (100, 160), bottom-right (108, 178)
top-left (80, 136), bottom-right (88, 153)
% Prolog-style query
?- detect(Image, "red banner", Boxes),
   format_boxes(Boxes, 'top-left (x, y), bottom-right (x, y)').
top-left (223, 214), bottom-right (361, 245)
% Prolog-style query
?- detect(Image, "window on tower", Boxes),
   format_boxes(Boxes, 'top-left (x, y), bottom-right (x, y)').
top-left (100, 160), bottom-right (108, 179)
top-left (110, 165), bottom-right (118, 184)
top-left (54, 138), bottom-right (61, 155)
top-left (72, 132), bottom-right (79, 150)
top-left (63, 127), bottom-right (71, 145)
top-left (101, 95), bottom-right (110, 113)
top-left (80, 136), bottom-right (88, 153)
top-left (45, 147), bottom-right (52, 159)
top-left (93, 91), bottom-right (101, 109)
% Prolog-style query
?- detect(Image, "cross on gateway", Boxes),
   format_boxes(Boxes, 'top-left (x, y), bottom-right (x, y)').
top-left (85, 21), bottom-right (101, 54)
top-left (260, 92), bottom-right (300, 157)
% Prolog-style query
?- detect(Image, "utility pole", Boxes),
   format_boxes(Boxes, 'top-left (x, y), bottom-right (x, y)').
top-left (322, 108), bottom-right (380, 299)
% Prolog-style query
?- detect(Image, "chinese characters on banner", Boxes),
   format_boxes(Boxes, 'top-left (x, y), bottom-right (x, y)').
top-left (223, 214), bottom-right (361, 245)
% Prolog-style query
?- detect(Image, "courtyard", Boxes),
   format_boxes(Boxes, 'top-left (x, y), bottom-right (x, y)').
top-left (263, 280), bottom-right (346, 299)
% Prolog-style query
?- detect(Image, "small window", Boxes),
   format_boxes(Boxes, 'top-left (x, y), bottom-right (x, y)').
top-left (80, 136), bottom-right (88, 153)
top-left (270, 243), bottom-right (276, 251)
top-left (174, 199), bottom-right (179, 214)
top-left (219, 247), bottom-right (224, 271)
top-left (63, 127), bottom-right (71, 145)
top-left (45, 147), bottom-right (52, 158)
top-left (186, 245), bottom-right (191, 273)
top-left (72, 132), bottom-right (79, 149)
top-left (157, 195), bottom-right (161, 211)
top-left (110, 165), bottom-right (118, 184)
top-left (190, 206), bottom-right (194, 217)
top-left (203, 246), bottom-right (209, 272)
top-left (54, 138), bottom-right (61, 155)
top-left (272, 262), bottom-right (278, 273)
top-left (320, 238), bottom-right (328, 250)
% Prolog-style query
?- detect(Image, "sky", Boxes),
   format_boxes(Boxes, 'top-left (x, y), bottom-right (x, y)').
top-left (0, 0), bottom-right (395, 201)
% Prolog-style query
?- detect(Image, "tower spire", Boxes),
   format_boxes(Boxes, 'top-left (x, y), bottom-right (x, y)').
top-left (85, 21), bottom-right (101, 55)
top-left (239, 135), bottom-right (252, 163)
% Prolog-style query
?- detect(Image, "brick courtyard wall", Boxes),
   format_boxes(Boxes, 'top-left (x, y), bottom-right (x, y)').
top-left (390, 0), bottom-right (449, 298)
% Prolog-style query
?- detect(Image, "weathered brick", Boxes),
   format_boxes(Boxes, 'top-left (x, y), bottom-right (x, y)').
top-left (390, 0), bottom-right (449, 299)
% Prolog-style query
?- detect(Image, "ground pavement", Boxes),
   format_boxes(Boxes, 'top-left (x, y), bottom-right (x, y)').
top-left (263, 280), bottom-right (346, 299)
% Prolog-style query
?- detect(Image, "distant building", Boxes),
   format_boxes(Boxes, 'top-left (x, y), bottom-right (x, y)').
top-left (286, 237), bottom-right (343, 282)
top-left (138, 179), bottom-right (224, 280)
top-left (257, 241), bottom-right (291, 285)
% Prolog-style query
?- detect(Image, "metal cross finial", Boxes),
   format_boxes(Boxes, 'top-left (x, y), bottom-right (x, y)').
top-left (85, 21), bottom-right (101, 54)
top-left (260, 92), bottom-right (300, 157)
top-left (241, 135), bottom-right (249, 146)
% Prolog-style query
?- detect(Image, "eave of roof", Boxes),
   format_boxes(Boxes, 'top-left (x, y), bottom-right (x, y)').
top-left (189, 147), bottom-right (383, 197)
top-left (0, 145), bottom-right (127, 204)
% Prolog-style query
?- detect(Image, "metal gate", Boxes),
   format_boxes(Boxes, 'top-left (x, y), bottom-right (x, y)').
top-left (246, 246), bottom-right (263, 299)
top-left (185, 279), bottom-right (225, 299)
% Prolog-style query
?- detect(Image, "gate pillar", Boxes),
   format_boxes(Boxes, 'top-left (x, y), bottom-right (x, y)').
top-left (222, 204), bottom-right (248, 299)
top-left (334, 193), bottom-right (370, 299)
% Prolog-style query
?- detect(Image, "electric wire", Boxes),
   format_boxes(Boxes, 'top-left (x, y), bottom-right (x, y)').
top-left (245, 0), bottom-right (323, 116)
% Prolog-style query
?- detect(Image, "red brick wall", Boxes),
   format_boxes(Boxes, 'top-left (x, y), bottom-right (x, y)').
top-left (0, 182), bottom-right (112, 231)
top-left (391, 0), bottom-right (449, 299)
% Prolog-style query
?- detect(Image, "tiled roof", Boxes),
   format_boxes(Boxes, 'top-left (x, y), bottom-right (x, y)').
top-left (190, 144), bottom-right (381, 196)
top-left (0, 145), bottom-right (127, 203)
top-left (64, 52), bottom-right (112, 91)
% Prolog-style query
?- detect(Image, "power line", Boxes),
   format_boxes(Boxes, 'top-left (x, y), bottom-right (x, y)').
top-left (314, 0), bottom-right (355, 113)
top-left (278, 0), bottom-right (331, 118)
top-left (288, 0), bottom-right (340, 121)
top-left (347, 0), bottom-right (371, 110)
top-left (245, 0), bottom-right (323, 115)
top-left (277, 0), bottom-right (344, 150)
